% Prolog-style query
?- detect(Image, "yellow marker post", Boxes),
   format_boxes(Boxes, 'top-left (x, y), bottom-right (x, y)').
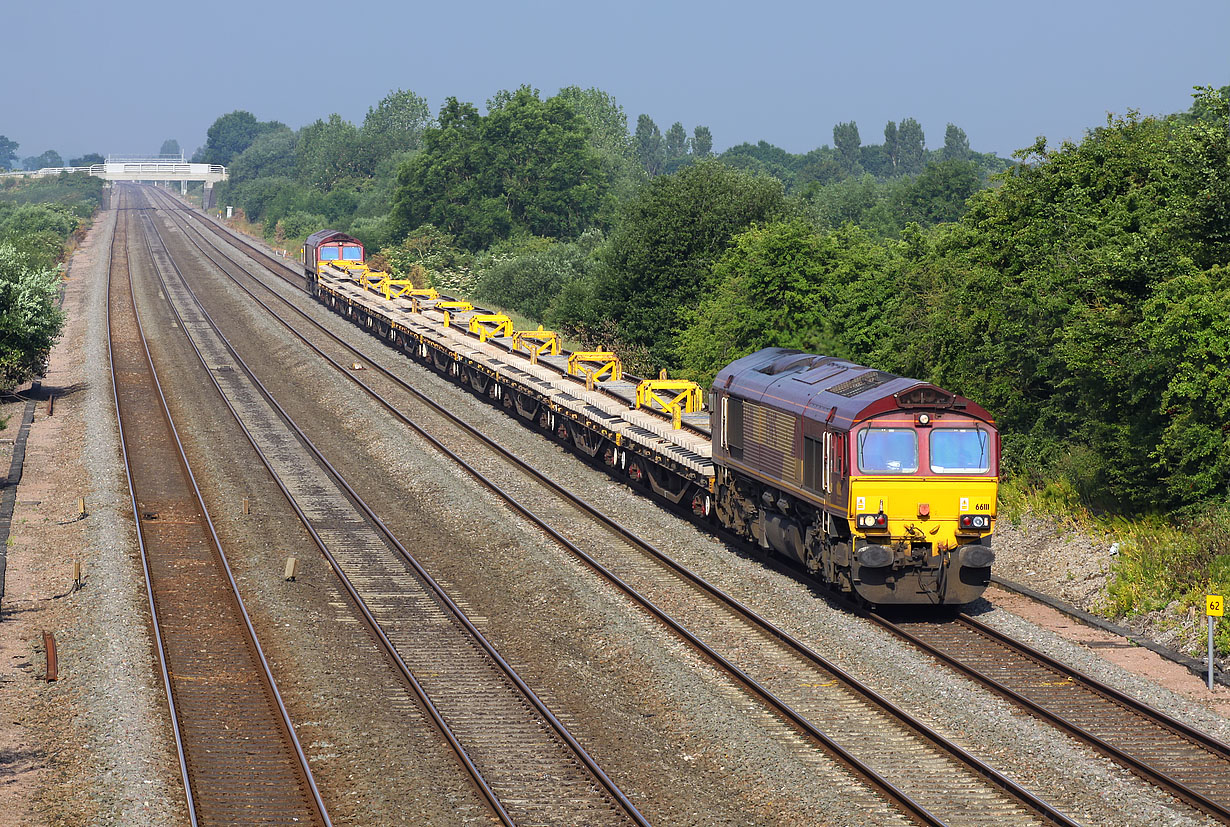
top-left (1208, 595), bottom-right (1224, 690)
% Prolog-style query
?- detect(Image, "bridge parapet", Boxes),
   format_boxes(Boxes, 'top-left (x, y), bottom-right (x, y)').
top-left (0, 162), bottom-right (227, 183)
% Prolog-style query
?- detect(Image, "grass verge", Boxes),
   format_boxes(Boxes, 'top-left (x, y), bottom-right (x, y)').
top-left (999, 476), bottom-right (1230, 655)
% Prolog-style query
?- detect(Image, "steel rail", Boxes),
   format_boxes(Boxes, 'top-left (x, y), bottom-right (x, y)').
top-left (153, 192), bottom-right (307, 290)
top-left (111, 185), bottom-right (331, 825)
top-left (151, 187), bottom-right (1086, 827)
top-left (158, 185), bottom-right (1230, 824)
top-left (107, 188), bottom-right (196, 825)
top-left (140, 198), bottom-right (647, 827)
top-left (873, 609), bottom-right (1230, 824)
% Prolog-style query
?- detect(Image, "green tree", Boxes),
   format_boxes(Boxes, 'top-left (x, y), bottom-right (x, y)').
top-left (664, 122), bottom-right (689, 160)
top-left (360, 88), bottom-right (432, 171)
top-left (692, 125), bottom-right (713, 158)
top-left (0, 136), bottom-right (18, 170)
top-left (200, 111), bottom-right (286, 166)
top-left (23, 150), bottom-right (63, 170)
top-left (897, 159), bottom-right (981, 224)
top-left (295, 114), bottom-right (364, 191)
top-left (883, 121), bottom-right (899, 174)
top-left (592, 160), bottom-right (787, 368)
top-left (556, 87), bottom-right (636, 164)
top-left (556, 86), bottom-right (643, 203)
top-left (833, 121), bottom-right (861, 175)
top-left (390, 89), bottom-right (609, 250)
top-left (941, 124), bottom-right (970, 161)
top-left (902, 103), bottom-right (1230, 508)
top-left (68, 153), bottom-right (105, 167)
top-left (228, 128), bottom-right (296, 184)
top-left (720, 141), bottom-right (797, 189)
top-left (897, 117), bottom-right (926, 174)
top-left (1141, 266), bottom-right (1230, 502)
top-left (0, 241), bottom-right (66, 391)
top-left (677, 220), bottom-right (904, 383)
top-left (475, 229), bottom-right (605, 321)
top-left (159, 138), bottom-right (181, 158)
top-left (635, 114), bottom-right (664, 176)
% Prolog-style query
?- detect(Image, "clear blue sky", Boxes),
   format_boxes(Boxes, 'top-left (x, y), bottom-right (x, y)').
top-left (10, 0), bottom-right (1229, 163)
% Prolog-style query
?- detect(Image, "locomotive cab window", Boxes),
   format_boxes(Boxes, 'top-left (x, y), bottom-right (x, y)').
top-left (320, 246), bottom-right (340, 261)
top-left (342, 245), bottom-right (363, 261)
top-left (929, 428), bottom-right (990, 474)
top-left (857, 428), bottom-right (918, 474)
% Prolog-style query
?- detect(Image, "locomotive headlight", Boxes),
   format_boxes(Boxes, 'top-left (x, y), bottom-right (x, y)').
top-left (857, 513), bottom-right (889, 531)
top-left (915, 413), bottom-right (932, 427)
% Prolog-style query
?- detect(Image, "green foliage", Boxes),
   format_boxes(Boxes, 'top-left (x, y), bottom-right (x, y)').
top-left (899, 95), bottom-right (1230, 510)
top-left (898, 159), bottom-right (982, 224)
top-left (692, 126), bottom-right (713, 158)
top-left (635, 114), bottom-right (664, 176)
top-left (0, 135), bottom-right (17, 170)
top-left (159, 138), bottom-right (181, 158)
top-left (588, 160), bottom-right (787, 369)
top-left (941, 123), bottom-right (970, 161)
top-left (1140, 265), bottom-right (1230, 502)
top-left (228, 129), bottom-right (297, 184)
top-left (832, 121), bottom-right (862, 175)
top-left (275, 211), bottom-right (328, 240)
top-left (897, 118), bottom-right (926, 174)
top-left (0, 242), bottom-right (66, 390)
top-left (376, 224), bottom-right (474, 290)
top-left (799, 160), bottom-right (981, 238)
top-left (359, 88), bottom-right (432, 171)
top-left (0, 172), bottom-right (103, 213)
top-left (677, 220), bottom-right (904, 383)
top-left (1, 204), bottom-right (78, 238)
top-left (475, 230), bottom-right (605, 322)
top-left (23, 150), bottom-right (63, 170)
top-left (200, 111), bottom-right (286, 166)
top-left (1104, 505), bottom-right (1230, 624)
top-left (69, 153), bottom-right (104, 167)
top-left (556, 86), bottom-right (644, 209)
top-left (390, 88), bottom-right (610, 250)
top-left (295, 114), bottom-right (364, 191)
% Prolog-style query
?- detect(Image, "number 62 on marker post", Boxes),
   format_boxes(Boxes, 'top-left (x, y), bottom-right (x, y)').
top-left (1209, 595), bottom-right (1225, 617)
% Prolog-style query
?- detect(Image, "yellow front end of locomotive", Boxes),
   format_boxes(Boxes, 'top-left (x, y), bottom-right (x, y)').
top-left (848, 476), bottom-right (997, 552)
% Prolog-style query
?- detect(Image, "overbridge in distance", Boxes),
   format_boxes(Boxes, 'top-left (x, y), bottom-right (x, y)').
top-left (2, 154), bottom-right (228, 207)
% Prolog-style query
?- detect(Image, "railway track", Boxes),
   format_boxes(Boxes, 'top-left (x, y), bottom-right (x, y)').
top-left (130, 185), bottom-right (646, 827)
top-left (880, 610), bottom-right (1230, 822)
top-left (110, 187), bottom-right (330, 825)
top-left (144, 185), bottom-right (1094, 826)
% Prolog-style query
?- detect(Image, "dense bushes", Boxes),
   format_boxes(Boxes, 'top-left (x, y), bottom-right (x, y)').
top-left (0, 173), bottom-right (94, 391)
top-left (205, 81), bottom-right (1230, 520)
top-left (666, 90), bottom-right (1230, 514)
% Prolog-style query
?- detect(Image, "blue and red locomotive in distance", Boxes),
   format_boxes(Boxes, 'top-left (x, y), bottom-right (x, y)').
top-left (305, 231), bottom-right (999, 606)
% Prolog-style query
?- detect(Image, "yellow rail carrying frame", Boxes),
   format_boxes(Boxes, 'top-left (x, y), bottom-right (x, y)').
top-left (568, 350), bottom-right (622, 390)
top-left (359, 270), bottom-right (418, 301)
top-left (469, 313), bottom-right (514, 342)
top-left (436, 300), bottom-right (474, 327)
top-left (635, 370), bottom-right (704, 429)
top-left (512, 326), bottom-right (560, 365)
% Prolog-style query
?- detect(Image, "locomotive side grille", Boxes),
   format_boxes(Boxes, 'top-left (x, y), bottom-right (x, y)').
top-left (743, 400), bottom-right (800, 484)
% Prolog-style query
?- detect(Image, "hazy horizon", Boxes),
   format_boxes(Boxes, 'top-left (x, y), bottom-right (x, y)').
top-left (10, 0), bottom-right (1229, 164)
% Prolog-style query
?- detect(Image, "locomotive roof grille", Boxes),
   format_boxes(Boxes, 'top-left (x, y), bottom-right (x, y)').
top-left (827, 371), bottom-right (897, 398)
